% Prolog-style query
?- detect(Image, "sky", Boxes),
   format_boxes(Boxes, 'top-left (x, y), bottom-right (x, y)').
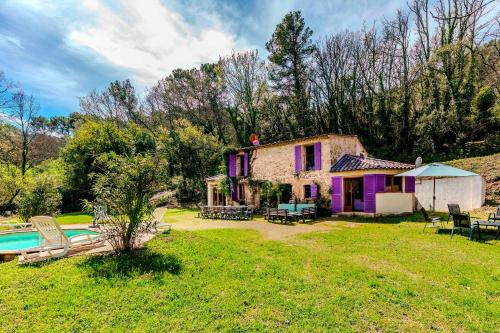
top-left (0, 0), bottom-right (405, 117)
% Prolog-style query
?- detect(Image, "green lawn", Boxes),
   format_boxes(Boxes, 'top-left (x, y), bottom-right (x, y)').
top-left (55, 212), bottom-right (93, 225)
top-left (0, 209), bottom-right (499, 332)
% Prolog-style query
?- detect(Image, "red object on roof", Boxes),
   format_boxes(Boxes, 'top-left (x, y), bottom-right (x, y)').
top-left (330, 154), bottom-right (414, 172)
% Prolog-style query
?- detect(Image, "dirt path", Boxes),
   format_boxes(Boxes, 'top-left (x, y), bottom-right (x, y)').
top-left (157, 208), bottom-right (349, 241)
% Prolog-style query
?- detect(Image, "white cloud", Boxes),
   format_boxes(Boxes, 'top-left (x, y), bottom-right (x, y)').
top-left (69, 0), bottom-right (240, 85)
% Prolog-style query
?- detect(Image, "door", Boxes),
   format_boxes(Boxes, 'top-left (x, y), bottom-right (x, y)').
top-left (344, 179), bottom-right (353, 212)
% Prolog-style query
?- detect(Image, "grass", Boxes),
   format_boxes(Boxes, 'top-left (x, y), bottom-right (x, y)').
top-left (55, 212), bottom-right (93, 225)
top-left (0, 209), bottom-right (498, 332)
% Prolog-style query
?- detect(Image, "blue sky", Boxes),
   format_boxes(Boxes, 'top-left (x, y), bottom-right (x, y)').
top-left (0, 0), bottom-right (405, 117)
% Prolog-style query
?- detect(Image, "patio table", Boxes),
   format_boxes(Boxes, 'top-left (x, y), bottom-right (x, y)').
top-left (469, 220), bottom-right (500, 240)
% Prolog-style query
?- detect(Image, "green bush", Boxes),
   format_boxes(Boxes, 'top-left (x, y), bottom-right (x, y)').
top-left (15, 160), bottom-right (65, 222)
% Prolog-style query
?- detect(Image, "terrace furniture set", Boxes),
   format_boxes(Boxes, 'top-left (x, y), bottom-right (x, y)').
top-left (266, 204), bottom-right (317, 224)
top-left (200, 206), bottom-right (254, 220)
top-left (424, 204), bottom-right (500, 241)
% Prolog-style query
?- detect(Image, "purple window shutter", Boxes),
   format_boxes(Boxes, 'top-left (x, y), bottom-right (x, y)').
top-left (294, 145), bottom-right (302, 172)
top-left (375, 174), bottom-right (386, 193)
top-left (331, 177), bottom-right (343, 213)
top-left (311, 184), bottom-right (318, 199)
top-left (314, 142), bottom-right (322, 170)
top-left (364, 174), bottom-right (376, 213)
top-left (231, 180), bottom-right (238, 200)
top-left (243, 152), bottom-right (249, 177)
top-left (229, 154), bottom-right (236, 177)
top-left (405, 176), bottom-right (415, 193)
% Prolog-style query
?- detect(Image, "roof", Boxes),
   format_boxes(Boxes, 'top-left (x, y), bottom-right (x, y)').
top-left (330, 154), bottom-right (414, 172)
top-left (231, 133), bottom-right (364, 152)
top-left (205, 174), bottom-right (225, 182)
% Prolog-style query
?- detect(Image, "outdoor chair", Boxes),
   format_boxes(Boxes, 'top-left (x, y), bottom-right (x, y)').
top-left (447, 204), bottom-right (466, 223)
top-left (421, 207), bottom-right (443, 232)
top-left (243, 206), bottom-right (254, 220)
top-left (450, 210), bottom-right (471, 239)
top-left (0, 220), bottom-right (32, 230)
top-left (488, 206), bottom-right (500, 223)
top-left (19, 216), bottom-right (104, 264)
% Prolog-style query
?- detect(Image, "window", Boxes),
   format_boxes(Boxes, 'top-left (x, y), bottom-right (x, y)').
top-left (239, 155), bottom-right (245, 176)
top-left (304, 184), bottom-right (311, 199)
top-left (305, 145), bottom-right (315, 171)
top-left (385, 176), bottom-right (402, 192)
top-left (238, 183), bottom-right (246, 201)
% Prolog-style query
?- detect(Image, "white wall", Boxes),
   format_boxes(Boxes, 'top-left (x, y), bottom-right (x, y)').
top-left (376, 193), bottom-right (414, 214)
top-left (415, 176), bottom-right (485, 212)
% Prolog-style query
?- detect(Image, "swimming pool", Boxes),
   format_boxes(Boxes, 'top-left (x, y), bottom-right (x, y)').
top-left (0, 229), bottom-right (100, 252)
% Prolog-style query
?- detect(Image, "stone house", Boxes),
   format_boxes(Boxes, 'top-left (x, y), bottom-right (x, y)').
top-left (206, 133), bottom-right (417, 215)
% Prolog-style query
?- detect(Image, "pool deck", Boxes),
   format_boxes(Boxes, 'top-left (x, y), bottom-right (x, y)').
top-left (0, 223), bottom-right (157, 262)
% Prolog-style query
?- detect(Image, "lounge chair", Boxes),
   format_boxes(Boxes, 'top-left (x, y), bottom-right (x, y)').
top-left (0, 220), bottom-right (32, 230)
top-left (488, 206), bottom-right (500, 223)
top-left (421, 207), bottom-right (443, 232)
top-left (18, 216), bottom-right (103, 264)
top-left (152, 208), bottom-right (172, 233)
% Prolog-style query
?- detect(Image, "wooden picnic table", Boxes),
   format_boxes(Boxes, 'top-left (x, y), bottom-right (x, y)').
top-left (469, 220), bottom-right (500, 240)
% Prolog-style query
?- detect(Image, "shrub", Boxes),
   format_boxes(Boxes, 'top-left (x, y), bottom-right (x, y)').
top-left (92, 153), bottom-right (161, 253)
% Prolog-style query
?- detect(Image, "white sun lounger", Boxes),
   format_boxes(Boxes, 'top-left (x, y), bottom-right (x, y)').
top-left (18, 216), bottom-right (104, 264)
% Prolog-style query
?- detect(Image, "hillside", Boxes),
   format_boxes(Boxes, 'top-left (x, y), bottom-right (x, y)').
top-left (445, 153), bottom-right (500, 205)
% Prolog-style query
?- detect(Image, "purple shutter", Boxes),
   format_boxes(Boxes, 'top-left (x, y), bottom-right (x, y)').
top-left (229, 153), bottom-right (236, 177)
top-left (375, 174), bottom-right (386, 193)
top-left (314, 142), bottom-right (322, 170)
top-left (231, 180), bottom-right (238, 200)
top-left (364, 174), bottom-right (376, 213)
top-left (311, 184), bottom-right (318, 199)
top-left (294, 145), bottom-right (302, 173)
top-left (331, 177), bottom-right (342, 213)
top-left (405, 176), bottom-right (415, 193)
top-left (243, 152), bottom-right (249, 177)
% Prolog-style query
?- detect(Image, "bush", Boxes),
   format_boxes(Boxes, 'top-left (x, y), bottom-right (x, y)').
top-left (0, 163), bottom-right (22, 213)
top-left (92, 153), bottom-right (161, 253)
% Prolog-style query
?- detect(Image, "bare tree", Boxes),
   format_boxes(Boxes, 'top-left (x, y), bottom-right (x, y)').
top-left (221, 50), bottom-right (267, 146)
top-left (9, 90), bottom-right (39, 175)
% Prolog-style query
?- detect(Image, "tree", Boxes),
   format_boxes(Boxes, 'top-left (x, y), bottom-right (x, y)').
top-left (92, 153), bottom-right (160, 252)
top-left (79, 79), bottom-right (142, 127)
top-left (0, 162), bottom-right (22, 212)
top-left (9, 90), bottom-right (39, 175)
top-left (159, 119), bottom-right (223, 202)
top-left (221, 50), bottom-right (268, 146)
top-left (266, 11), bottom-right (315, 136)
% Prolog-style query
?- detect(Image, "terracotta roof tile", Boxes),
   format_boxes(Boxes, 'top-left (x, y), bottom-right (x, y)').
top-left (330, 154), bottom-right (414, 172)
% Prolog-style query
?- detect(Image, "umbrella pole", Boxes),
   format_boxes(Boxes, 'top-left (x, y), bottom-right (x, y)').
top-left (433, 177), bottom-right (436, 211)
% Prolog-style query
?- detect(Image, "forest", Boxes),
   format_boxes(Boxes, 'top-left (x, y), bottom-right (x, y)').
top-left (0, 0), bottom-right (499, 211)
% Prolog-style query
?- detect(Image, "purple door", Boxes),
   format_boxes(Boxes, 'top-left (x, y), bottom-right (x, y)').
top-left (364, 174), bottom-right (376, 213)
top-left (332, 176), bottom-right (342, 213)
top-left (405, 176), bottom-right (415, 192)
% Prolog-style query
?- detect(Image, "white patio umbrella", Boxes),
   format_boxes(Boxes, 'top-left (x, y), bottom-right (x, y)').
top-left (396, 163), bottom-right (478, 211)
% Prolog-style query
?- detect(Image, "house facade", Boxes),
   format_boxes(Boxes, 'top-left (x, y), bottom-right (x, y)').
top-left (206, 133), bottom-right (416, 215)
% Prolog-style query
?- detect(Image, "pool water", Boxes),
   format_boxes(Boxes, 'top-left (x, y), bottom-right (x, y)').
top-left (0, 229), bottom-right (100, 251)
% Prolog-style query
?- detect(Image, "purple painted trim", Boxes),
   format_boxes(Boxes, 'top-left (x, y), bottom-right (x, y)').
top-left (364, 174), bottom-right (376, 213)
top-left (375, 174), bottom-right (386, 193)
top-left (405, 176), bottom-right (415, 193)
top-left (229, 154), bottom-right (236, 177)
top-left (314, 142), bottom-right (322, 170)
top-left (331, 176), bottom-right (342, 213)
top-left (294, 145), bottom-right (302, 173)
top-left (243, 152), bottom-right (249, 177)
top-left (311, 184), bottom-right (317, 199)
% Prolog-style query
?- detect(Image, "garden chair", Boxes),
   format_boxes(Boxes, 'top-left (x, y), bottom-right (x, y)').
top-left (450, 210), bottom-right (471, 239)
top-left (447, 204), bottom-right (466, 223)
top-left (18, 216), bottom-right (104, 265)
top-left (152, 208), bottom-right (172, 233)
top-left (0, 220), bottom-right (32, 230)
top-left (488, 206), bottom-right (500, 223)
top-left (421, 207), bottom-right (443, 232)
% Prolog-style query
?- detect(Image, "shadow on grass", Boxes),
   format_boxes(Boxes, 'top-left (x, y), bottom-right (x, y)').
top-left (79, 249), bottom-right (182, 279)
top-left (435, 227), bottom-right (499, 243)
